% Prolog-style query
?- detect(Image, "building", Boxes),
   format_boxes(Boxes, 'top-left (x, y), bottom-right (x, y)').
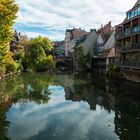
top-left (76, 29), bottom-right (98, 57)
top-left (116, 0), bottom-right (140, 82)
top-left (65, 28), bottom-right (88, 56)
top-left (92, 22), bottom-right (115, 73)
top-left (10, 31), bottom-right (21, 52)
top-left (10, 31), bottom-right (26, 52)
top-left (97, 22), bottom-right (114, 42)
top-left (74, 29), bottom-right (98, 71)
top-left (53, 41), bottom-right (65, 58)
top-left (95, 34), bottom-right (104, 56)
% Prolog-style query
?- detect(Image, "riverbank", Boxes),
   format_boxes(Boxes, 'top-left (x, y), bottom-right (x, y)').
top-left (0, 70), bottom-right (21, 81)
top-left (1, 67), bottom-right (140, 84)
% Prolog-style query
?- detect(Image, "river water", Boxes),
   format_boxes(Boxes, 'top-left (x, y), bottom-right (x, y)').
top-left (0, 73), bottom-right (140, 140)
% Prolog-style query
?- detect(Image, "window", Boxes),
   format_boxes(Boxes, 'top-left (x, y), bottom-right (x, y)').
top-left (127, 6), bottom-right (140, 19)
top-left (135, 9), bottom-right (138, 16)
top-left (124, 28), bottom-right (130, 36)
top-left (132, 26), bottom-right (138, 33)
top-left (131, 10), bottom-right (135, 18)
top-left (128, 11), bottom-right (134, 19)
top-left (138, 7), bottom-right (140, 15)
top-left (128, 12), bottom-right (132, 19)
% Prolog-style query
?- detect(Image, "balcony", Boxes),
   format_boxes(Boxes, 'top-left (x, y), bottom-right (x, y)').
top-left (117, 61), bottom-right (140, 69)
top-left (117, 43), bottom-right (140, 52)
top-left (116, 27), bottom-right (140, 40)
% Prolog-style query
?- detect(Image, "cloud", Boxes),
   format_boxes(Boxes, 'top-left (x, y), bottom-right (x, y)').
top-left (15, 0), bottom-right (137, 40)
top-left (6, 85), bottom-right (117, 140)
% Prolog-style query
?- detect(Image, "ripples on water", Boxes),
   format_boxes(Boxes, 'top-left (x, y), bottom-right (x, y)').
top-left (0, 73), bottom-right (140, 140)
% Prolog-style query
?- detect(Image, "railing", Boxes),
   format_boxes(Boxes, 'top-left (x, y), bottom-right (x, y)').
top-left (116, 27), bottom-right (140, 39)
top-left (117, 61), bottom-right (140, 69)
top-left (117, 43), bottom-right (140, 52)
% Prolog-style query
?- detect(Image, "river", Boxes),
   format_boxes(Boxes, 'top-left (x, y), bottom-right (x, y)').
top-left (0, 73), bottom-right (140, 140)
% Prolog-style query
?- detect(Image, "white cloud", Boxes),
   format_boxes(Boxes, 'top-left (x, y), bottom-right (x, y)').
top-left (15, 0), bottom-right (137, 40)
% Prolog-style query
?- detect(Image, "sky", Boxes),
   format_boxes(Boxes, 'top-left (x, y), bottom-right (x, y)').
top-left (14, 0), bottom-right (137, 41)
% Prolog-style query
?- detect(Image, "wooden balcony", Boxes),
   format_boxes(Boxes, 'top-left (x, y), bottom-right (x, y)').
top-left (117, 43), bottom-right (140, 52)
top-left (116, 28), bottom-right (140, 40)
top-left (117, 61), bottom-right (140, 69)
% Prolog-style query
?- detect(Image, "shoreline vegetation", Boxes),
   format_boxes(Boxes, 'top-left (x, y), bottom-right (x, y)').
top-left (0, 0), bottom-right (115, 79)
top-left (0, 0), bottom-right (19, 78)
top-left (0, 0), bottom-right (55, 78)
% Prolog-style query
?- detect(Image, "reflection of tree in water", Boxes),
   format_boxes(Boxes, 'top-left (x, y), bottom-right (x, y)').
top-left (0, 95), bottom-right (12, 140)
top-left (0, 73), bottom-right (54, 139)
top-left (0, 73), bottom-right (54, 104)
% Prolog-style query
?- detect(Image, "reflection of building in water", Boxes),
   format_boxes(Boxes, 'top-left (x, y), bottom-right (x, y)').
top-left (114, 94), bottom-right (140, 140)
top-left (64, 77), bottom-right (115, 112)
top-left (112, 78), bottom-right (140, 140)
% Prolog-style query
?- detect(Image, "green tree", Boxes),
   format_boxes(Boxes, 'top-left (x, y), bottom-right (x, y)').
top-left (76, 46), bottom-right (86, 71)
top-left (0, 0), bottom-right (19, 64)
top-left (23, 36), bottom-right (55, 72)
top-left (30, 36), bottom-right (53, 53)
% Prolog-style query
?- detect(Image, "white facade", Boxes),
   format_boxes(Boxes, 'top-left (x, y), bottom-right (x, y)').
top-left (104, 31), bottom-right (115, 49)
top-left (69, 39), bottom-right (76, 53)
top-left (96, 34), bottom-right (104, 54)
top-left (77, 30), bottom-right (98, 57)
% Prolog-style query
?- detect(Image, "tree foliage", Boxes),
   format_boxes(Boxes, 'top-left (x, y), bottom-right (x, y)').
top-left (0, 0), bottom-right (19, 73)
top-left (76, 46), bottom-right (86, 71)
top-left (76, 46), bottom-right (93, 71)
top-left (30, 36), bottom-right (53, 53)
top-left (23, 36), bottom-right (55, 72)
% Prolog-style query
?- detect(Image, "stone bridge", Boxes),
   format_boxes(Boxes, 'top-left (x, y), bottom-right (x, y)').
top-left (55, 57), bottom-right (73, 72)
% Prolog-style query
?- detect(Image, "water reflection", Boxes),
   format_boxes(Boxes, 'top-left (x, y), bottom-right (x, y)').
top-left (0, 73), bottom-right (140, 140)
top-left (65, 78), bottom-right (115, 112)
top-left (115, 94), bottom-right (140, 140)
top-left (0, 94), bottom-right (11, 140)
